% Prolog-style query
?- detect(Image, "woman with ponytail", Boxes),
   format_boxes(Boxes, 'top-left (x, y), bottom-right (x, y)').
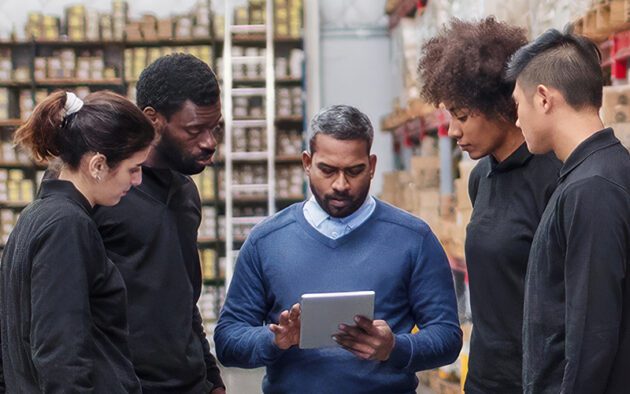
top-left (0, 90), bottom-right (154, 393)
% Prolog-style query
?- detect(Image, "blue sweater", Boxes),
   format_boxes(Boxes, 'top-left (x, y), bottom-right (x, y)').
top-left (214, 199), bottom-right (462, 394)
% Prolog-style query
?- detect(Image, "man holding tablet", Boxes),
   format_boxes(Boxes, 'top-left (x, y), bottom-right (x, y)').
top-left (214, 105), bottom-right (462, 393)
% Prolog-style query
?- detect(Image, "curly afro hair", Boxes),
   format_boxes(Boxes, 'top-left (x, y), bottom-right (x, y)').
top-left (136, 53), bottom-right (220, 120)
top-left (418, 17), bottom-right (527, 123)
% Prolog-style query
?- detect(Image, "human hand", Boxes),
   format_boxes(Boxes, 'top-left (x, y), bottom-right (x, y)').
top-left (333, 315), bottom-right (395, 361)
top-left (269, 303), bottom-right (301, 350)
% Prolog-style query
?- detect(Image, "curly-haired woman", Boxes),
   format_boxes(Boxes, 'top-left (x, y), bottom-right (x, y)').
top-left (418, 17), bottom-right (561, 393)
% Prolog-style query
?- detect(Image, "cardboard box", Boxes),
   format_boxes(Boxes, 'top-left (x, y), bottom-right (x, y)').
top-left (602, 85), bottom-right (630, 124)
top-left (410, 156), bottom-right (440, 188)
top-left (611, 122), bottom-right (630, 150)
top-left (157, 18), bottom-right (174, 39)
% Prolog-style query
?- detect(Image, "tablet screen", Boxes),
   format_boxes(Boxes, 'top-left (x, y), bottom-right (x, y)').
top-left (299, 290), bottom-right (375, 349)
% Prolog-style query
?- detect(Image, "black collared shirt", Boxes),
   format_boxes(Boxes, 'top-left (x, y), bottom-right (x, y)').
top-left (0, 180), bottom-right (140, 393)
top-left (93, 167), bottom-right (224, 393)
top-left (464, 143), bottom-right (561, 394)
top-left (523, 129), bottom-right (630, 394)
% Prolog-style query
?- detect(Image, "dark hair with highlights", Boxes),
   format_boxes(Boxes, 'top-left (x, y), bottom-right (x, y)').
top-left (505, 27), bottom-right (603, 110)
top-left (14, 90), bottom-right (155, 169)
top-left (136, 53), bottom-right (220, 120)
top-left (418, 17), bottom-right (527, 123)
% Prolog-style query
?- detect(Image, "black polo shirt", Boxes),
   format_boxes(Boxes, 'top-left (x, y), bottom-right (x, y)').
top-left (93, 167), bottom-right (224, 393)
top-left (523, 128), bottom-right (630, 394)
top-left (0, 180), bottom-right (140, 393)
top-left (464, 143), bottom-right (560, 393)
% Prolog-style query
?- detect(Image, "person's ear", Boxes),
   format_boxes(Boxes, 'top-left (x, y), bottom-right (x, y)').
top-left (88, 153), bottom-right (108, 182)
top-left (143, 107), bottom-right (165, 130)
top-left (536, 84), bottom-right (553, 114)
top-left (302, 150), bottom-right (312, 175)
top-left (368, 154), bottom-right (377, 179)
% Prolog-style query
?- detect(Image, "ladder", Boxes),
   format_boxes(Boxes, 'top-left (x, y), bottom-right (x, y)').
top-left (223, 0), bottom-right (276, 290)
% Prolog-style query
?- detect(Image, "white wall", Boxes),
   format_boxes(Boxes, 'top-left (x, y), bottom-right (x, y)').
top-left (318, 0), bottom-right (393, 196)
top-left (319, 30), bottom-right (393, 195)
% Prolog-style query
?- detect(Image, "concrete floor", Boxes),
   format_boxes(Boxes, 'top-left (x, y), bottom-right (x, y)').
top-left (220, 367), bottom-right (436, 393)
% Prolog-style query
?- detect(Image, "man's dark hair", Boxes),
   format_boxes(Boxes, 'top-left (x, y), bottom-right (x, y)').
top-left (136, 53), bottom-right (220, 119)
top-left (505, 27), bottom-right (603, 110)
top-left (308, 105), bottom-right (373, 154)
top-left (418, 17), bottom-right (527, 123)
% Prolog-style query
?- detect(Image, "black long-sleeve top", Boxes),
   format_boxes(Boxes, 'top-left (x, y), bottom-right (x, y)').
top-left (523, 129), bottom-right (630, 393)
top-left (93, 166), bottom-right (224, 393)
top-left (464, 144), bottom-right (560, 393)
top-left (0, 180), bottom-right (140, 393)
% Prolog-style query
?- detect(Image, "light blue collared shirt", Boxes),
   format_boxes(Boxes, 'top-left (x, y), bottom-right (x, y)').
top-left (303, 195), bottom-right (376, 239)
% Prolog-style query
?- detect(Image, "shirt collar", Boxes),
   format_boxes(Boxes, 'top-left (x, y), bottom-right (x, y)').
top-left (487, 142), bottom-right (533, 177)
top-left (304, 194), bottom-right (375, 228)
top-left (38, 179), bottom-right (93, 214)
top-left (304, 196), bottom-right (329, 227)
top-left (559, 128), bottom-right (619, 180)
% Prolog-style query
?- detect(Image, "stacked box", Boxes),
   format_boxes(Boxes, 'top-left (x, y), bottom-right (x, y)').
top-left (250, 0), bottom-right (265, 25)
top-left (193, 0), bottom-right (211, 37)
top-left (34, 57), bottom-right (46, 80)
top-left (276, 87), bottom-right (302, 116)
top-left (91, 50), bottom-right (104, 80)
top-left (124, 48), bottom-right (134, 80)
top-left (4, 169), bottom-right (33, 203)
top-left (100, 14), bottom-right (113, 41)
top-left (199, 207), bottom-right (217, 239)
top-left (192, 167), bottom-right (216, 200)
top-left (234, 6), bottom-right (249, 25)
top-left (140, 14), bottom-right (158, 40)
top-left (198, 286), bottom-right (218, 321)
top-left (275, 56), bottom-right (288, 78)
top-left (133, 48), bottom-right (147, 80)
top-left (213, 14), bottom-right (225, 38)
top-left (112, 0), bottom-right (128, 40)
top-left (60, 49), bottom-right (76, 78)
top-left (410, 156), bottom-right (440, 189)
top-left (0, 88), bottom-right (8, 119)
top-left (13, 67), bottom-right (29, 82)
top-left (602, 85), bottom-right (630, 124)
top-left (19, 91), bottom-right (34, 121)
top-left (25, 12), bottom-right (43, 40)
top-left (276, 164), bottom-right (303, 198)
top-left (157, 18), bottom-right (174, 40)
top-left (277, 129), bottom-right (303, 155)
top-left (0, 209), bottom-right (17, 245)
top-left (275, 0), bottom-right (289, 37)
top-left (0, 49), bottom-right (10, 81)
top-left (611, 122), bottom-right (630, 151)
top-left (176, 16), bottom-right (193, 39)
top-left (66, 5), bottom-right (86, 41)
top-left (34, 89), bottom-right (47, 106)
top-left (42, 15), bottom-right (60, 41)
top-left (199, 248), bottom-right (218, 280)
top-left (289, 48), bottom-right (304, 78)
top-left (86, 9), bottom-right (100, 41)
top-left (288, 0), bottom-right (302, 38)
top-left (125, 21), bottom-right (143, 41)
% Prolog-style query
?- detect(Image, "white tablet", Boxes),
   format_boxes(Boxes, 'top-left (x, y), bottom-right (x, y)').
top-left (299, 290), bottom-right (375, 349)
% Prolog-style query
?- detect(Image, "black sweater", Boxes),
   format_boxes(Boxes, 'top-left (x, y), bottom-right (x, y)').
top-left (0, 180), bottom-right (140, 393)
top-left (523, 129), bottom-right (630, 394)
top-left (93, 167), bottom-right (224, 393)
top-left (464, 144), bottom-right (560, 394)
